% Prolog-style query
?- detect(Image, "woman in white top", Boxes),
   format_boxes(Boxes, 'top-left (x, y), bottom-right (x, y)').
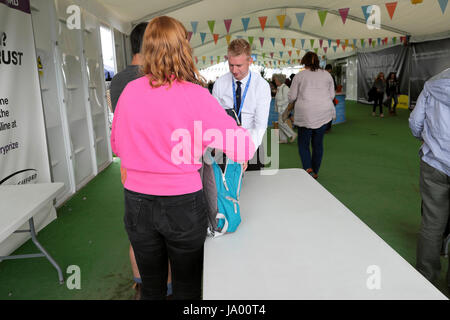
top-left (273, 73), bottom-right (297, 143)
top-left (288, 52), bottom-right (335, 179)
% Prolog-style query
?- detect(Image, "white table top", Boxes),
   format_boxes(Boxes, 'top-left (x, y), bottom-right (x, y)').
top-left (203, 169), bottom-right (447, 300)
top-left (0, 183), bottom-right (64, 244)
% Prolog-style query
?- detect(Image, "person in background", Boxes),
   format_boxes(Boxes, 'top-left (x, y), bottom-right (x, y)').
top-left (110, 22), bottom-right (161, 300)
top-left (409, 68), bottom-right (450, 292)
top-left (386, 72), bottom-right (400, 116)
top-left (273, 73), bottom-right (297, 143)
top-left (324, 64), bottom-right (337, 133)
top-left (288, 52), bottom-right (335, 179)
top-left (212, 39), bottom-right (271, 171)
top-left (372, 72), bottom-right (386, 118)
top-left (111, 16), bottom-right (255, 300)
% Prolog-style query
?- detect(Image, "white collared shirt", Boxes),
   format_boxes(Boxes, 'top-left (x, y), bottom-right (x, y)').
top-left (212, 71), bottom-right (271, 148)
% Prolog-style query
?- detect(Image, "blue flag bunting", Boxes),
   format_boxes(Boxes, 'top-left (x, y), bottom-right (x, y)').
top-left (200, 32), bottom-right (206, 44)
top-left (191, 21), bottom-right (198, 34)
top-left (295, 12), bottom-right (306, 28)
top-left (242, 17), bottom-right (250, 32)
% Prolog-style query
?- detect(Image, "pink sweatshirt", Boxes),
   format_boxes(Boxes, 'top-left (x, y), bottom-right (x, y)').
top-left (111, 76), bottom-right (255, 196)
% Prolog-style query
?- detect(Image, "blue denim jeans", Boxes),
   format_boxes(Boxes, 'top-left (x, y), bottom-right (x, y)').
top-left (124, 188), bottom-right (207, 300)
top-left (297, 123), bottom-right (328, 174)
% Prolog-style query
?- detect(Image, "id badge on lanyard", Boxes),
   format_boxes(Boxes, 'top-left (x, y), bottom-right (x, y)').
top-left (232, 73), bottom-right (252, 119)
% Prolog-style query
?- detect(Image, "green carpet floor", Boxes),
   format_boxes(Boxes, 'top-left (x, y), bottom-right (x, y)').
top-left (0, 101), bottom-right (448, 299)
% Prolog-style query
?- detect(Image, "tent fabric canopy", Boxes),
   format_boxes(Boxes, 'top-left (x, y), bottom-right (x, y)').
top-left (97, 0), bottom-right (450, 64)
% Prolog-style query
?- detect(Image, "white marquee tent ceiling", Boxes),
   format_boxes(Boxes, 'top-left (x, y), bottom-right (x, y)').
top-left (97, 0), bottom-right (450, 65)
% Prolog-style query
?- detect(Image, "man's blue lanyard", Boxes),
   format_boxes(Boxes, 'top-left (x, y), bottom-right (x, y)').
top-left (232, 73), bottom-right (252, 118)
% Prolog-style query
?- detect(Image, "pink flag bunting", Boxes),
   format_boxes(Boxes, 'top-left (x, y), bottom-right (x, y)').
top-left (338, 8), bottom-right (350, 24)
top-left (224, 19), bottom-right (232, 34)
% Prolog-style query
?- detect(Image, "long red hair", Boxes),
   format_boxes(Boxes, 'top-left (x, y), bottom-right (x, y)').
top-left (140, 16), bottom-right (205, 88)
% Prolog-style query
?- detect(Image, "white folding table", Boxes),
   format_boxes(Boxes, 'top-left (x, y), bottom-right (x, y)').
top-left (0, 183), bottom-right (65, 284)
top-left (203, 169), bottom-right (447, 300)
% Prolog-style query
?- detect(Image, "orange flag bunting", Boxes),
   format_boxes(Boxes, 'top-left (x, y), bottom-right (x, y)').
top-left (291, 39), bottom-right (296, 47)
top-left (288, 51), bottom-right (292, 57)
top-left (336, 39), bottom-right (341, 47)
top-left (281, 38), bottom-right (286, 47)
top-left (345, 39), bottom-right (349, 46)
top-left (277, 15), bottom-right (286, 29)
top-left (258, 16), bottom-right (268, 31)
top-left (385, 2), bottom-right (398, 20)
top-left (226, 34), bottom-right (232, 45)
top-left (296, 49), bottom-right (301, 56)
top-left (213, 34), bottom-right (219, 44)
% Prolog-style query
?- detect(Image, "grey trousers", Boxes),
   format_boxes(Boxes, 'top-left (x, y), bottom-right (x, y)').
top-left (416, 159), bottom-right (450, 288)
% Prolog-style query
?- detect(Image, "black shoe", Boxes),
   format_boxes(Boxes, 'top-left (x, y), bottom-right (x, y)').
top-left (132, 282), bottom-right (142, 300)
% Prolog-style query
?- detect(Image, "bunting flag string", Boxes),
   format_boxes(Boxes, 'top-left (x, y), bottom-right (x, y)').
top-left (224, 19), bottom-right (232, 33)
top-left (368, 38), bottom-right (372, 46)
top-left (345, 39), bottom-right (349, 46)
top-left (213, 34), bottom-right (219, 44)
top-left (328, 39), bottom-right (332, 48)
top-left (281, 38), bottom-right (286, 47)
top-left (318, 10), bottom-right (328, 26)
top-left (259, 37), bottom-right (265, 47)
top-left (319, 39), bottom-right (323, 48)
top-left (438, 0), bottom-right (448, 14)
top-left (393, 37), bottom-right (397, 44)
top-left (279, 51), bottom-right (284, 58)
top-left (248, 36), bottom-right (254, 46)
top-left (339, 8), bottom-right (350, 24)
top-left (191, 21), bottom-right (198, 34)
top-left (310, 39), bottom-right (315, 48)
top-left (385, 2), bottom-right (398, 19)
top-left (226, 34), bottom-right (231, 45)
top-left (324, 47), bottom-right (328, 53)
top-left (258, 16), bottom-right (267, 31)
top-left (277, 15), bottom-right (286, 29)
top-left (295, 12), bottom-right (306, 28)
top-left (291, 39), bottom-right (296, 47)
top-left (207, 20), bottom-right (215, 34)
top-left (296, 49), bottom-right (301, 56)
top-left (301, 39), bottom-right (305, 48)
top-left (242, 17), bottom-right (250, 32)
top-left (336, 39), bottom-right (341, 47)
top-left (270, 38), bottom-right (276, 46)
top-left (288, 51), bottom-right (292, 57)
top-left (361, 5), bottom-right (373, 22)
top-left (361, 38), bottom-right (365, 47)
top-left (200, 32), bottom-right (206, 44)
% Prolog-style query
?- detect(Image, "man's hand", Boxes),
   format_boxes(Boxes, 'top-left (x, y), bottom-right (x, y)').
top-left (243, 161), bottom-right (248, 172)
top-left (120, 166), bottom-right (127, 185)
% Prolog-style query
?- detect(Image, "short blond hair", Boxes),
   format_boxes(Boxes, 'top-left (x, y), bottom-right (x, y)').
top-left (228, 39), bottom-right (251, 57)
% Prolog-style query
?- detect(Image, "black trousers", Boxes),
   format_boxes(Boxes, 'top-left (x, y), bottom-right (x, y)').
top-left (373, 92), bottom-right (384, 114)
top-left (124, 188), bottom-right (208, 300)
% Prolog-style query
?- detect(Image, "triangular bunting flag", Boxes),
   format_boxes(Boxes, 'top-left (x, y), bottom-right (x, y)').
top-left (195, 56), bottom-right (198, 64)
top-left (314, 48), bottom-right (318, 54)
top-left (385, 2), bottom-right (398, 20)
top-left (281, 38), bottom-right (286, 47)
top-left (248, 36), bottom-right (254, 46)
top-left (318, 11), bottom-right (328, 26)
top-left (296, 49), bottom-right (300, 56)
top-left (324, 47), bottom-right (328, 53)
top-left (202, 56), bottom-right (206, 63)
top-left (270, 38), bottom-right (276, 46)
top-left (288, 51), bottom-right (292, 57)
top-left (400, 36), bottom-right (406, 44)
top-left (258, 16), bottom-right (267, 31)
top-left (224, 19), bottom-right (232, 34)
top-left (336, 39), bottom-right (341, 47)
top-left (191, 21), bottom-right (198, 34)
top-left (333, 46), bottom-right (337, 52)
top-left (345, 39), bottom-right (349, 46)
top-left (328, 39), bottom-right (332, 48)
top-left (277, 15), bottom-right (286, 29)
top-left (361, 5), bottom-right (373, 21)
top-left (262, 52), bottom-right (266, 59)
top-left (361, 38), bottom-right (365, 47)
top-left (352, 44), bottom-right (355, 50)
top-left (207, 20), bottom-right (215, 34)
top-left (393, 37), bottom-right (397, 44)
top-left (270, 52), bottom-right (274, 58)
top-left (259, 37), bottom-right (265, 47)
top-left (310, 39), bottom-right (315, 48)
top-left (338, 8), bottom-right (350, 24)
top-left (279, 51), bottom-right (284, 58)
top-left (200, 32), bottom-right (206, 44)
top-left (226, 34), bottom-right (231, 45)
top-left (372, 41), bottom-right (376, 48)
top-left (288, 59), bottom-right (291, 65)
top-left (217, 56), bottom-right (220, 63)
top-left (187, 31), bottom-right (193, 42)
top-left (301, 39), bottom-right (305, 48)
top-left (213, 34), bottom-right (219, 44)
top-left (368, 38), bottom-right (372, 46)
top-left (438, 0), bottom-right (448, 14)
top-left (291, 39), bottom-right (296, 47)
top-left (269, 61), bottom-right (272, 66)
top-left (319, 39), bottom-right (323, 48)
top-left (384, 37), bottom-right (388, 44)
top-left (241, 17), bottom-right (250, 32)
top-left (353, 39), bottom-right (357, 47)
top-left (295, 12), bottom-right (306, 28)
top-left (377, 38), bottom-right (381, 46)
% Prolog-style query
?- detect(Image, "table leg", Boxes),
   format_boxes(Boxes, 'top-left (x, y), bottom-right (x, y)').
top-left (29, 217), bottom-right (64, 284)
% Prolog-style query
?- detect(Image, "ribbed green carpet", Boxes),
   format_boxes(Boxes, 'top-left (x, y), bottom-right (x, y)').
top-left (0, 101), bottom-right (448, 299)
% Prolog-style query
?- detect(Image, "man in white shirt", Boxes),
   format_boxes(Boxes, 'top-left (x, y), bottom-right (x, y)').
top-left (212, 39), bottom-right (271, 170)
